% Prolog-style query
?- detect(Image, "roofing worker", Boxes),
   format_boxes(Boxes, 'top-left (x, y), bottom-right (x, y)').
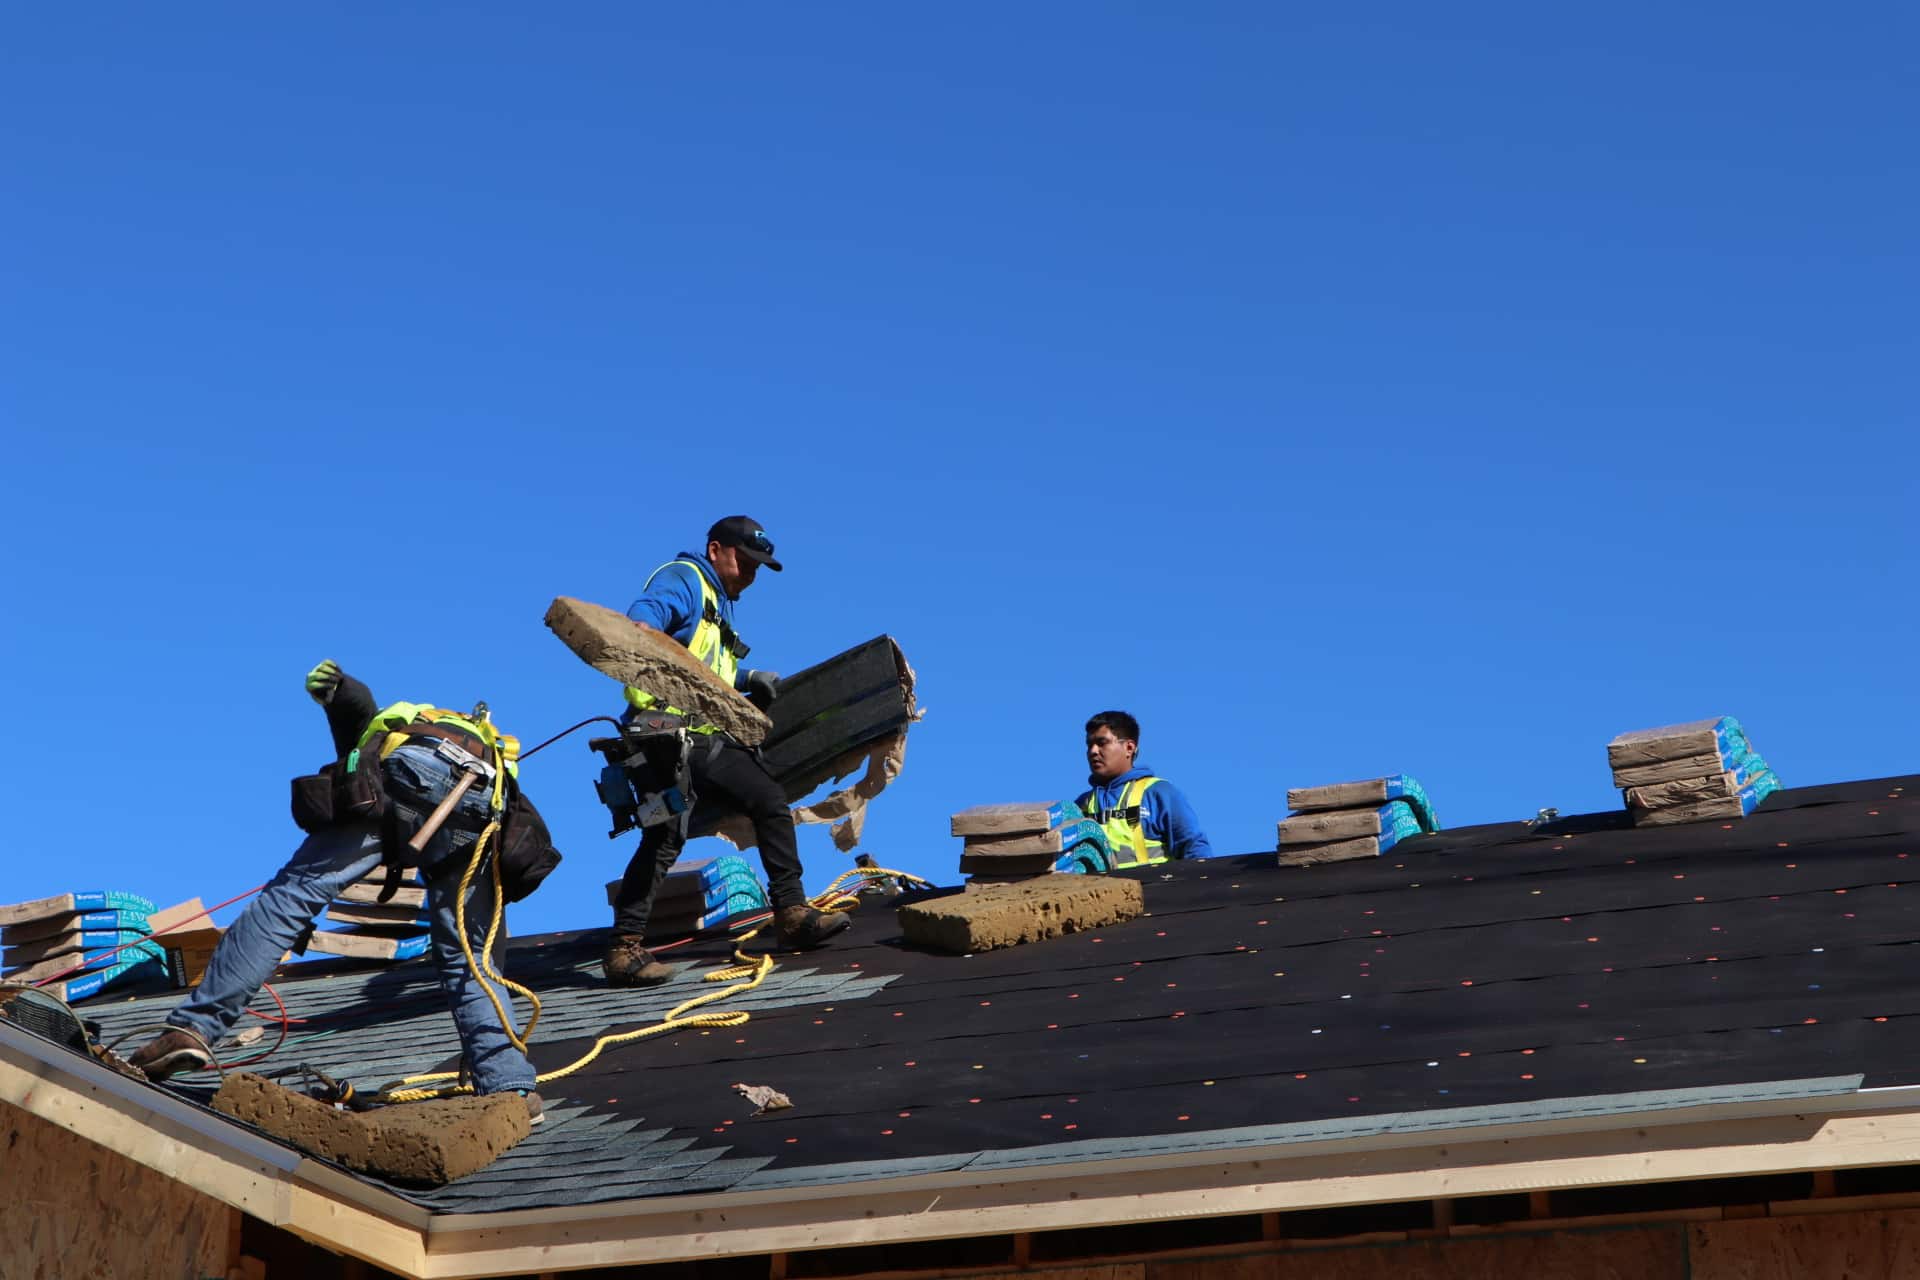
top-left (130, 662), bottom-right (558, 1122)
top-left (1079, 710), bottom-right (1213, 867)
top-left (605, 517), bottom-right (849, 988)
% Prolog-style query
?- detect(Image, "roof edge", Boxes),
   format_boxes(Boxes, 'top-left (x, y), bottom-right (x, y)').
top-left (0, 1021), bottom-right (430, 1276)
top-left (417, 1078), bottom-right (1920, 1278)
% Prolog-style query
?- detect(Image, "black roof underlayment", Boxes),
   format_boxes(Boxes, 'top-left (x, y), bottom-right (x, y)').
top-left (74, 772), bottom-right (1920, 1212)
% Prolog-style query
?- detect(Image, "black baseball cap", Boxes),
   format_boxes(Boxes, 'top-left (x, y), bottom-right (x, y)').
top-left (707, 516), bottom-right (783, 571)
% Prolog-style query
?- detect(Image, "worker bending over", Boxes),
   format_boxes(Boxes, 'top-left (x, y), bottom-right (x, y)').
top-left (1079, 710), bottom-right (1213, 866)
top-left (605, 516), bottom-right (848, 988)
top-left (131, 662), bottom-right (556, 1120)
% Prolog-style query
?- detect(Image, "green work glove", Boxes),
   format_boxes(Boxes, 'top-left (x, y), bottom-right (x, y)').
top-left (305, 659), bottom-right (343, 705)
top-left (742, 669), bottom-right (781, 711)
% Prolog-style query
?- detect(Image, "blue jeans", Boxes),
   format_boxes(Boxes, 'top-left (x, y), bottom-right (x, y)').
top-left (169, 744), bottom-right (536, 1095)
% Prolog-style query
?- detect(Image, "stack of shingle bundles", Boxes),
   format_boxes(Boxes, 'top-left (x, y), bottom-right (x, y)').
top-left (0, 891), bottom-right (163, 1001)
top-left (1278, 775), bottom-right (1441, 867)
top-left (952, 802), bottom-right (1114, 885)
top-left (1609, 717), bottom-right (1780, 827)
top-left (311, 867), bottom-right (430, 962)
top-left (602, 855), bottom-right (770, 937)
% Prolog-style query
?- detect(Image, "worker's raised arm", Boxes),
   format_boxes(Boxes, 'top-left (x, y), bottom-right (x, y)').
top-left (304, 658), bottom-right (378, 758)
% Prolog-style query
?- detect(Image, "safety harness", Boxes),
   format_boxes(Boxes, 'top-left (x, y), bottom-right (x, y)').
top-left (1080, 775), bottom-right (1167, 868)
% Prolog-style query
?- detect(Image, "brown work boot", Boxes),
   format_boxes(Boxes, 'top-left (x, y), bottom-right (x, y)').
top-left (774, 905), bottom-right (851, 950)
top-left (602, 933), bottom-right (675, 987)
top-left (127, 1027), bottom-right (213, 1081)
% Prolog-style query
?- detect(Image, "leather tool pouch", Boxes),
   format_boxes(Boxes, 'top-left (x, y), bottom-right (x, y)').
top-left (289, 735), bottom-right (392, 834)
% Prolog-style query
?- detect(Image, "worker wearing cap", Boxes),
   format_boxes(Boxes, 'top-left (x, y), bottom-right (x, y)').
top-left (604, 517), bottom-right (850, 986)
top-left (1078, 710), bottom-right (1213, 868)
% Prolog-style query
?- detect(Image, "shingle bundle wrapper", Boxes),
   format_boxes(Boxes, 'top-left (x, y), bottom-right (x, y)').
top-left (602, 854), bottom-right (770, 937)
top-left (311, 868), bottom-right (431, 961)
top-left (950, 801), bottom-right (1114, 883)
top-left (1609, 717), bottom-right (1780, 826)
top-left (1277, 775), bottom-right (1441, 866)
top-left (0, 892), bottom-right (162, 1000)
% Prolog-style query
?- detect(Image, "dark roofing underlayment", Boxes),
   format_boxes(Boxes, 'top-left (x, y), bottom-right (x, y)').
top-left (79, 773), bottom-right (1920, 1213)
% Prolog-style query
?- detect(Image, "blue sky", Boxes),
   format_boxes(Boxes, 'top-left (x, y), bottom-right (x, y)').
top-left (2, 4), bottom-right (1914, 943)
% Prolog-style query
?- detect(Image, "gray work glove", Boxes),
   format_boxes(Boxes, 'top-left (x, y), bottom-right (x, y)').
top-left (304, 659), bottom-right (343, 705)
top-left (742, 669), bottom-right (781, 711)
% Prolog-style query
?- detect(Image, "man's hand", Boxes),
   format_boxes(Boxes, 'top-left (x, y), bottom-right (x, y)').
top-left (305, 659), bottom-right (343, 705)
top-left (742, 669), bottom-right (781, 711)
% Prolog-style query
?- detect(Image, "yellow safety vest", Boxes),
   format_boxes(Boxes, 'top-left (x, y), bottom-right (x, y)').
top-left (1079, 775), bottom-right (1166, 868)
top-left (356, 702), bottom-right (519, 810)
top-left (623, 559), bottom-right (747, 732)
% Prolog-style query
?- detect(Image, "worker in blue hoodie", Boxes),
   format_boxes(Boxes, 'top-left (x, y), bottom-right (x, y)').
top-left (1077, 710), bottom-right (1212, 867)
top-left (604, 517), bottom-right (850, 987)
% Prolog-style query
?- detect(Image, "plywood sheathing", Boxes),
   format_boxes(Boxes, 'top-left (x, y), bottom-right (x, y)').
top-left (899, 878), bottom-right (1144, 953)
top-left (545, 595), bottom-right (772, 745)
top-left (0, 1097), bottom-right (233, 1280)
top-left (212, 1072), bottom-right (530, 1186)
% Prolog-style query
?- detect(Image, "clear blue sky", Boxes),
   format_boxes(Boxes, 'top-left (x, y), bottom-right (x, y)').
top-left (3, 5), bottom-right (1914, 942)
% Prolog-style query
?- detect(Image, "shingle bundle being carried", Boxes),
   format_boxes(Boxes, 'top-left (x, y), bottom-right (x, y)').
top-left (0, 890), bottom-right (163, 1000)
top-left (311, 868), bottom-right (431, 962)
top-left (951, 802), bottom-right (1114, 885)
top-left (602, 854), bottom-right (771, 938)
top-left (1609, 717), bottom-right (1780, 827)
top-left (1278, 775), bottom-right (1441, 867)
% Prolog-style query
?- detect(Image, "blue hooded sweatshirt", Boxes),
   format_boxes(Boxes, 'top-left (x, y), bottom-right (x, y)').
top-left (1077, 764), bottom-right (1213, 860)
top-left (626, 551), bottom-right (752, 691)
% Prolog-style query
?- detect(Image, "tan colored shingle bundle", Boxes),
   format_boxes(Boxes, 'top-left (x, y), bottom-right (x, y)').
top-left (1277, 775), bottom-right (1440, 867)
top-left (1608, 717), bottom-right (1779, 826)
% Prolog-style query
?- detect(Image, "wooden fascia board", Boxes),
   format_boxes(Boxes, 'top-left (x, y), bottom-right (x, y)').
top-left (0, 1023), bottom-right (430, 1277)
top-left (14, 1018), bottom-right (1920, 1280)
top-left (419, 1092), bottom-right (1920, 1279)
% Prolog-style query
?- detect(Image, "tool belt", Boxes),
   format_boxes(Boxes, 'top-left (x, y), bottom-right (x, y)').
top-left (289, 732), bottom-right (394, 835)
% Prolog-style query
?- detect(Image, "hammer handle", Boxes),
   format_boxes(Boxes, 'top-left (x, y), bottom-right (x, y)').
top-left (408, 770), bottom-right (479, 854)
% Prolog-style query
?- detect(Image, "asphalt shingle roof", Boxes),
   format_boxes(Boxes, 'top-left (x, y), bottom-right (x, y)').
top-left (74, 772), bottom-right (1920, 1213)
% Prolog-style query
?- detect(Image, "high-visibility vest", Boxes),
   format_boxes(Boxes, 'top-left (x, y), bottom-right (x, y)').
top-left (1078, 775), bottom-right (1166, 868)
top-left (356, 702), bottom-right (520, 811)
top-left (623, 559), bottom-right (748, 730)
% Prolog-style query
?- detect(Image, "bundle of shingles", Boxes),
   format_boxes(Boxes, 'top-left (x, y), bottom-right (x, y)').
top-left (1277, 775), bottom-right (1442, 867)
top-left (311, 868), bottom-right (431, 962)
top-left (1608, 717), bottom-right (1780, 827)
top-left (950, 802), bottom-right (1114, 885)
top-left (601, 855), bottom-right (771, 938)
top-left (0, 891), bottom-right (163, 1001)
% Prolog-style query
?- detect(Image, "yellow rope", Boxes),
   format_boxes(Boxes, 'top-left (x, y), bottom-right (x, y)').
top-left (377, 855), bottom-right (929, 1103)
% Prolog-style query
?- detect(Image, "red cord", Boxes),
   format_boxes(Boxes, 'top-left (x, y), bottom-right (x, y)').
top-left (31, 883), bottom-right (268, 989)
top-left (222, 981), bottom-right (293, 1069)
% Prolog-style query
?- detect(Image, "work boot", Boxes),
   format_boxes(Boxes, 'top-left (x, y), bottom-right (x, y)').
top-left (127, 1027), bottom-right (213, 1082)
top-left (518, 1091), bottom-right (545, 1126)
top-left (602, 933), bottom-right (675, 987)
top-left (774, 905), bottom-right (851, 950)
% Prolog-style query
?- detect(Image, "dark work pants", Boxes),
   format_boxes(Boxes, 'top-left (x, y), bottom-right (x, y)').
top-left (612, 736), bottom-right (808, 937)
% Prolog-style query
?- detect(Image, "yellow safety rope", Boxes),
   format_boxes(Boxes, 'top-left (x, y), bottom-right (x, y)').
top-left (376, 840), bottom-right (929, 1103)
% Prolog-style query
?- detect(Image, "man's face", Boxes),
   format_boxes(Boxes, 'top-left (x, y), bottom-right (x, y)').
top-left (708, 541), bottom-right (759, 599)
top-left (1086, 727), bottom-right (1136, 782)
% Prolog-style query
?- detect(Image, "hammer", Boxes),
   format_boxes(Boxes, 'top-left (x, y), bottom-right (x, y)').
top-left (406, 739), bottom-right (497, 854)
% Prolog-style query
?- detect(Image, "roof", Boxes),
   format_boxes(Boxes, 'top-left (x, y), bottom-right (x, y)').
top-left (12, 772), bottom-right (1920, 1273)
